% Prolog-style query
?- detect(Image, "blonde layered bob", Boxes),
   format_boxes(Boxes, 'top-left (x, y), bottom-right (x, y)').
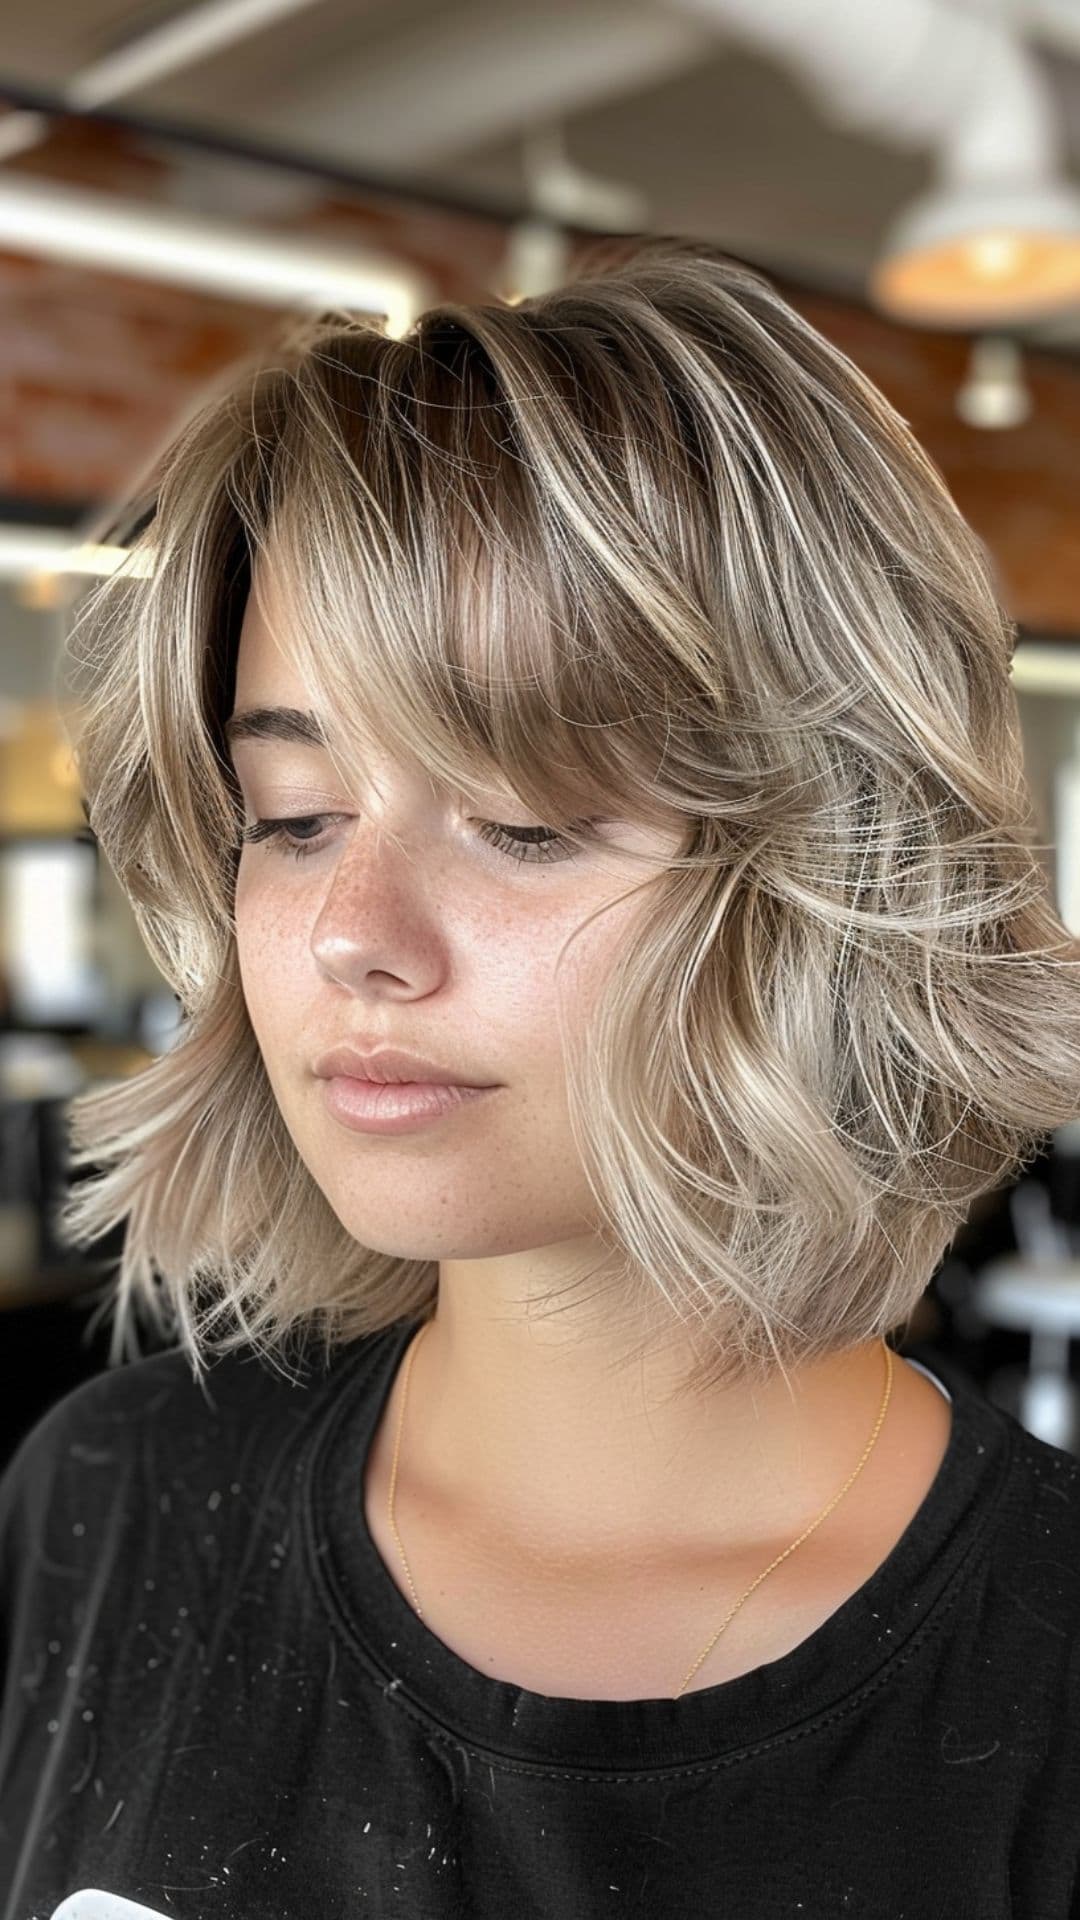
top-left (55, 235), bottom-right (1080, 1397)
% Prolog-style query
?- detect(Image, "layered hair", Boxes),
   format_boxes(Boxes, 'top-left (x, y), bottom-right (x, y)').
top-left (55, 234), bottom-right (1080, 1396)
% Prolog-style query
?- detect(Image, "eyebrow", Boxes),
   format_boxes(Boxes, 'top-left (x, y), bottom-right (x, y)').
top-left (224, 706), bottom-right (329, 750)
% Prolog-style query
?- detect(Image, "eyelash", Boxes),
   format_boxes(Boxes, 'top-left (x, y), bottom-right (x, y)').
top-left (239, 814), bottom-right (583, 866)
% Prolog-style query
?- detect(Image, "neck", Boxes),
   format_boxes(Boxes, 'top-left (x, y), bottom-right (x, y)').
top-left (393, 1266), bottom-right (894, 1568)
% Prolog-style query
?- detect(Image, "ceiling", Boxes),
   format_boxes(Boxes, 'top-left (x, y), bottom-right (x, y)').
top-left (5, 0), bottom-right (1080, 348)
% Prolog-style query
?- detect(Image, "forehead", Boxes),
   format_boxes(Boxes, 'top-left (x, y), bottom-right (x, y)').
top-left (227, 553), bottom-right (490, 799)
top-left (233, 558), bottom-right (306, 702)
top-left (227, 551), bottom-right (691, 860)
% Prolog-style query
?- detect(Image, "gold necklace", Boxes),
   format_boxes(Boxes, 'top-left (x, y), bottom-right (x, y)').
top-left (387, 1321), bottom-right (894, 1701)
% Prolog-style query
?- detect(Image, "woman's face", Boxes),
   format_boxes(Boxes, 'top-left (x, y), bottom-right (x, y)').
top-left (228, 561), bottom-right (685, 1269)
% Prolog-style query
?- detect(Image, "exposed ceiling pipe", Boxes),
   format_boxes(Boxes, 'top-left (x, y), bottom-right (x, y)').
top-left (0, 169), bottom-right (435, 330)
top-left (0, 0), bottom-right (328, 164)
top-left (0, 527), bottom-right (147, 582)
top-left (659, 0), bottom-right (1048, 164)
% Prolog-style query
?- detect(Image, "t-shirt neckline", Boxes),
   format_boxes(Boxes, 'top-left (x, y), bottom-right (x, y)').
top-left (302, 1320), bottom-right (1013, 1773)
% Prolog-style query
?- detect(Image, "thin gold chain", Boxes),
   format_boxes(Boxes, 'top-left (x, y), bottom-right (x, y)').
top-left (386, 1321), bottom-right (894, 1702)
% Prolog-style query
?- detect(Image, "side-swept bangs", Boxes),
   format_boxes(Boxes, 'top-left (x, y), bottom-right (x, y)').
top-left (228, 316), bottom-right (710, 867)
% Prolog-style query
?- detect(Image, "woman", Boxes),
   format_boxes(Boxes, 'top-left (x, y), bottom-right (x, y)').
top-left (3, 236), bottom-right (1080, 1919)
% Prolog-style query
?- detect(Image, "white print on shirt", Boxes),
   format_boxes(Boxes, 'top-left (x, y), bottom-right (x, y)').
top-left (48, 1892), bottom-right (174, 1919)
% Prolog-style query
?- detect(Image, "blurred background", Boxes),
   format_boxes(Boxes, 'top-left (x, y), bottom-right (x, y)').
top-left (2, 0), bottom-right (1080, 1469)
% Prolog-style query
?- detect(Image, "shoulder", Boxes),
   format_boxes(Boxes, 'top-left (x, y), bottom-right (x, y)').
top-left (3, 1344), bottom-right (240, 1487)
top-left (954, 1370), bottom-right (1080, 1640)
top-left (0, 1347), bottom-right (191, 1521)
top-left (907, 1340), bottom-right (1080, 1587)
top-left (0, 1331), bottom-right (364, 1539)
top-left (995, 1413), bottom-right (1080, 1534)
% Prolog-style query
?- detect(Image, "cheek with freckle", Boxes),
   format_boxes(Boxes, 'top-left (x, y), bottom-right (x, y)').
top-left (233, 884), bottom-right (310, 1072)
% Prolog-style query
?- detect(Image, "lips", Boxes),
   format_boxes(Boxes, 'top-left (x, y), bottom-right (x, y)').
top-left (312, 1043), bottom-right (494, 1088)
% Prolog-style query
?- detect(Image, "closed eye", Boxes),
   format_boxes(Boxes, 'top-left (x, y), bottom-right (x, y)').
top-left (239, 814), bottom-right (587, 866)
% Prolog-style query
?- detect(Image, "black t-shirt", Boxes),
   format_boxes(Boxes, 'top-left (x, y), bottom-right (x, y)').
top-left (2, 1319), bottom-right (1080, 1920)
